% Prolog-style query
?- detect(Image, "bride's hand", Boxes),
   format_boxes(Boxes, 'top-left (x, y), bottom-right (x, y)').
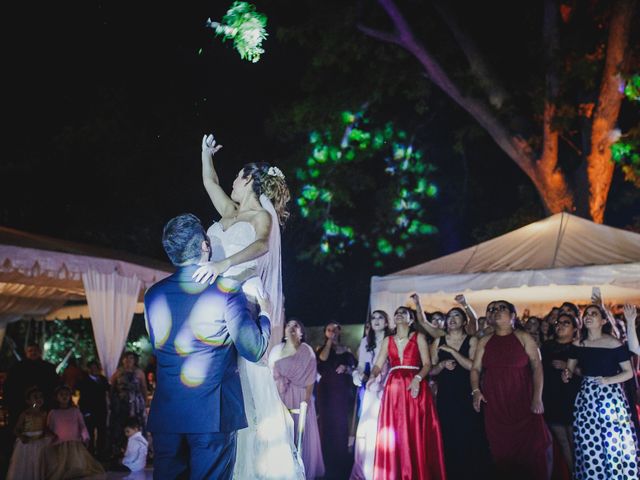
top-left (192, 259), bottom-right (230, 284)
top-left (256, 291), bottom-right (272, 316)
top-left (202, 134), bottom-right (223, 157)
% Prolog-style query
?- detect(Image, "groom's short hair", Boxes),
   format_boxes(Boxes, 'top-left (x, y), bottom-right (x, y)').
top-left (162, 214), bottom-right (209, 266)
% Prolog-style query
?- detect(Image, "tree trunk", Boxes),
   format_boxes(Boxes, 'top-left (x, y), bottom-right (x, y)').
top-left (530, 170), bottom-right (575, 216)
top-left (360, 0), bottom-right (636, 223)
top-left (585, 0), bottom-right (636, 222)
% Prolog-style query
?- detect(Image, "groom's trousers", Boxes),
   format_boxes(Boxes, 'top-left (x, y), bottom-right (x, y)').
top-left (152, 431), bottom-right (237, 480)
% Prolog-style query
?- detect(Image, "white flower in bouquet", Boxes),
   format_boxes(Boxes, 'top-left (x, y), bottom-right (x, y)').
top-left (206, 2), bottom-right (268, 63)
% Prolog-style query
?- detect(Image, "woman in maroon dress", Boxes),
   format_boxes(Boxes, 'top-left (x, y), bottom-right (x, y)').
top-left (368, 306), bottom-right (446, 480)
top-left (471, 300), bottom-right (552, 480)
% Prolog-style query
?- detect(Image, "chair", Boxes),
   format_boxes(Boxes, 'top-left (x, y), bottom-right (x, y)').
top-left (288, 400), bottom-right (308, 462)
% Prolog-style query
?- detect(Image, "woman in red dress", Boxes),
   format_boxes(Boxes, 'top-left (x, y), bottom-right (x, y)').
top-left (367, 305), bottom-right (446, 480)
top-left (470, 300), bottom-right (552, 480)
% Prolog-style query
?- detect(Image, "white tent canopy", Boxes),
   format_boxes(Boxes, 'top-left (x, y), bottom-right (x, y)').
top-left (370, 213), bottom-right (640, 318)
top-left (0, 226), bottom-right (171, 376)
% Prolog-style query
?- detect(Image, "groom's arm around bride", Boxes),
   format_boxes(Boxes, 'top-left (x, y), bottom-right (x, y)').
top-left (225, 280), bottom-right (271, 363)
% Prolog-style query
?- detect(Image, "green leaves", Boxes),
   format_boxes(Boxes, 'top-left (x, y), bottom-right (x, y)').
top-left (43, 320), bottom-right (98, 366)
top-left (612, 136), bottom-right (640, 188)
top-left (610, 75), bottom-right (640, 188)
top-left (624, 74), bottom-right (640, 103)
top-left (206, 2), bottom-right (268, 63)
top-left (294, 108), bottom-right (438, 267)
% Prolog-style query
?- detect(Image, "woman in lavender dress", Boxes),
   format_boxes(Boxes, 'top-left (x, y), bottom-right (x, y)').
top-left (269, 319), bottom-right (325, 479)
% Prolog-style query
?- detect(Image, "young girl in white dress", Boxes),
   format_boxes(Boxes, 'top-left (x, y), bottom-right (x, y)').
top-left (195, 134), bottom-right (304, 480)
top-left (6, 387), bottom-right (51, 480)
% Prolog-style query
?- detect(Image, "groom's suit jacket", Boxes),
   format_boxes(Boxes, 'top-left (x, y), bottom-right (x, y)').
top-left (144, 265), bottom-right (270, 433)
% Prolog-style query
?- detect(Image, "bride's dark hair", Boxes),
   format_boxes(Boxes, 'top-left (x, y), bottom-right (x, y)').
top-left (242, 162), bottom-right (290, 226)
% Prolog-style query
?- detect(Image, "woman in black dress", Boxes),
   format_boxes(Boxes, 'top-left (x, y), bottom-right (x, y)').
top-left (316, 322), bottom-right (357, 479)
top-left (429, 307), bottom-right (492, 479)
top-left (540, 312), bottom-right (581, 470)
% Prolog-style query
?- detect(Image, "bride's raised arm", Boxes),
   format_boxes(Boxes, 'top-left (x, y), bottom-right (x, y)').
top-left (201, 134), bottom-right (237, 218)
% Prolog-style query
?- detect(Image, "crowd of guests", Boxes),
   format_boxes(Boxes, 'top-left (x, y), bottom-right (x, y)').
top-left (268, 293), bottom-right (640, 480)
top-left (2, 345), bottom-right (151, 479)
top-left (5, 293), bottom-right (639, 480)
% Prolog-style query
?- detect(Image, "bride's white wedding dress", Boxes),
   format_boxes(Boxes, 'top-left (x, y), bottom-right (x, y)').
top-left (207, 220), bottom-right (305, 480)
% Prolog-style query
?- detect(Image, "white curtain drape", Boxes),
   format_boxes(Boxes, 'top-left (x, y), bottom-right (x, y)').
top-left (82, 270), bottom-right (141, 378)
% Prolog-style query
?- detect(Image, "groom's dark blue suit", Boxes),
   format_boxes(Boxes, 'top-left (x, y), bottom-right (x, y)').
top-left (145, 264), bottom-right (270, 480)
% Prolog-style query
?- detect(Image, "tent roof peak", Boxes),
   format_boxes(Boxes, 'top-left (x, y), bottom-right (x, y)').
top-left (393, 213), bottom-right (640, 276)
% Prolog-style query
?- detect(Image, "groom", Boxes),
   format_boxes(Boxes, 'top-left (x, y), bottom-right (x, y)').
top-left (145, 213), bottom-right (271, 480)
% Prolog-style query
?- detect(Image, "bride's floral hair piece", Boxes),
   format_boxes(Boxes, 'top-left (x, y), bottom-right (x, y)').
top-left (267, 166), bottom-right (285, 179)
top-left (242, 162), bottom-right (290, 225)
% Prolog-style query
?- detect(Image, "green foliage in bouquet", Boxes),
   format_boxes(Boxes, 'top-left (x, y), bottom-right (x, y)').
top-left (206, 2), bottom-right (268, 63)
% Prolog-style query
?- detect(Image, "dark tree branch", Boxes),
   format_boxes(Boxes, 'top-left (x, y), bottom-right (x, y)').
top-left (360, 0), bottom-right (579, 214)
top-left (560, 133), bottom-right (583, 156)
top-left (362, 0), bottom-right (537, 179)
top-left (375, 0), bottom-right (414, 44)
top-left (356, 24), bottom-right (401, 45)
top-left (432, 0), bottom-right (509, 109)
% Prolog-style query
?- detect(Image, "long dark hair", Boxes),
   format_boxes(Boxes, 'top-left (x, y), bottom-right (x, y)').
top-left (579, 304), bottom-right (612, 344)
top-left (366, 310), bottom-right (392, 352)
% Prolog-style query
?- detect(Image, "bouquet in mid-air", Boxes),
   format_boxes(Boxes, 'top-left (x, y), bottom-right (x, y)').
top-left (206, 1), bottom-right (268, 63)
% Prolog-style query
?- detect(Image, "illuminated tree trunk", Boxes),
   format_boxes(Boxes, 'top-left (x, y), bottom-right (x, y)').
top-left (584, 0), bottom-right (635, 222)
top-left (360, 0), bottom-right (636, 222)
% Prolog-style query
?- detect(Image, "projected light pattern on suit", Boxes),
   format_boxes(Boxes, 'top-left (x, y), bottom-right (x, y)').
top-left (146, 278), bottom-right (265, 388)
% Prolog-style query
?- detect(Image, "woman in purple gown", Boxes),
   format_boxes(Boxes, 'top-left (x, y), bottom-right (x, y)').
top-left (269, 319), bottom-right (325, 479)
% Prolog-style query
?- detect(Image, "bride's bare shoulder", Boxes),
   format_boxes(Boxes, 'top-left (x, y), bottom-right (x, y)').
top-left (248, 209), bottom-right (272, 233)
top-left (249, 208), bottom-right (271, 221)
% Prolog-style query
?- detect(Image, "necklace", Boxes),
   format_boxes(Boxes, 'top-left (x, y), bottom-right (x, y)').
top-left (396, 335), bottom-right (409, 343)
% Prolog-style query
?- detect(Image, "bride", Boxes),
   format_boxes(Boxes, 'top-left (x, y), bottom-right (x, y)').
top-left (194, 134), bottom-right (304, 480)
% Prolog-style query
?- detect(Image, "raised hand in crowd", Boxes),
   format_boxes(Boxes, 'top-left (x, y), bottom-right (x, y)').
top-left (410, 293), bottom-right (445, 339)
top-left (624, 303), bottom-right (639, 355)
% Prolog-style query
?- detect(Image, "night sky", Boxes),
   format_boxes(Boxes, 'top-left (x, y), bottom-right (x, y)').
top-left (4, 1), bottom-right (639, 325)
